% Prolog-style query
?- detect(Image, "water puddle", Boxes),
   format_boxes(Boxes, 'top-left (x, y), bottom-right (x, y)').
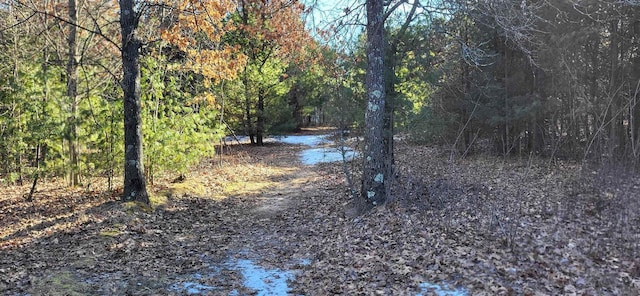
top-left (171, 277), bottom-right (215, 294)
top-left (300, 147), bottom-right (358, 165)
top-left (169, 272), bottom-right (217, 295)
top-left (276, 135), bottom-right (331, 146)
top-left (417, 282), bottom-right (468, 296)
top-left (231, 259), bottom-right (293, 295)
top-left (170, 257), bottom-right (306, 295)
top-left (276, 134), bottom-right (359, 165)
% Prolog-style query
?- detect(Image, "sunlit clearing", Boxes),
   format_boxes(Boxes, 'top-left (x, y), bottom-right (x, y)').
top-left (201, 163), bottom-right (299, 200)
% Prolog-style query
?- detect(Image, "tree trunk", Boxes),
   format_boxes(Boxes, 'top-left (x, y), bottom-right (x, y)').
top-left (361, 0), bottom-right (387, 205)
top-left (10, 22), bottom-right (23, 185)
top-left (120, 0), bottom-right (149, 204)
top-left (67, 0), bottom-right (79, 186)
top-left (289, 85), bottom-right (303, 131)
top-left (256, 88), bottom-right (265, 146)
top-left (383, 0), bottom-right (417, 178)
top-left (243, 67), bottom-right (255, 144)
top-left (30, 7), bottom-right (53, 201)
top-left (608, 19), bottom-right (623, 158)
top-left (586, 33), bottom-right (599, 155)
top-left (632, 19), bottom-right (640, 159)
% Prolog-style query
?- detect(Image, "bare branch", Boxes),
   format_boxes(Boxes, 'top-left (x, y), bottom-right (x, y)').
top-left (11, 0), bottom-right (121, 51)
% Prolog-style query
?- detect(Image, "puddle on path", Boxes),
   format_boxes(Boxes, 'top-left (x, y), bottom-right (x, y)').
top-left (417, 282), bottom-right (468, 296)
top-left (276, 134), bottom-right (359, 165)
top-left (170, 257), bottom-right (307, 295)
top-left (300, 147), bottom-right (358, 165)
top-left (170, 273), bottom-right (216, 295)
top-left (276, 135), bottom-right (331, 146)
top-left (171, 276), bottom-right (215, 294)
top-left (231, 259), bottom-right (293, 295)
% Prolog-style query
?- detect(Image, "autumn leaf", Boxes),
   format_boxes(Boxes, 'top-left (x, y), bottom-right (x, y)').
top-left (161, 0), bottom-right (247, 84)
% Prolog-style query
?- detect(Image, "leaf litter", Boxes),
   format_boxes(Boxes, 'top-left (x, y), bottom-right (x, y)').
top-left (1, 131), bottom-right (639, 295)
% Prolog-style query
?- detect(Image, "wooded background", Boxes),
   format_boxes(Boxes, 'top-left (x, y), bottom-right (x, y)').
top-left (1, 0), bottom-right (638, 195)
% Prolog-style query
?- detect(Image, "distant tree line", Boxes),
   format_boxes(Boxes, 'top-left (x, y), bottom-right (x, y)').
top-left (393, 0), bottom-right (640, 164)
top-left (351, 0), bottom-right (639, 161)
top-left (336, 0), bottom-right (640, 205)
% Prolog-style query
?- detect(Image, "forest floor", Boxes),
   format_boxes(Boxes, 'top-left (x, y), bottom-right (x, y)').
top-left (1, 128), bottom-right (640, 295)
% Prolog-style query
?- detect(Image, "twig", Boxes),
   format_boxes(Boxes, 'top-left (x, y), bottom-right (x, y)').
top-left (339, 130), bottom-right (358, 200)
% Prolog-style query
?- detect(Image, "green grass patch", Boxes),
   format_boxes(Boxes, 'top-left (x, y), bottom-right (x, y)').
top-left (99, 223), bottom-right (125, 237)
top-left (29, 270), bottom-right (91, 296)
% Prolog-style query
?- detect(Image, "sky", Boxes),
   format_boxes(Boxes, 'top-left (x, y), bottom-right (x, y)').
top-left (302, 0), bottom-right (365, 51)
top-left (302, 0), bottom-right (442, 52)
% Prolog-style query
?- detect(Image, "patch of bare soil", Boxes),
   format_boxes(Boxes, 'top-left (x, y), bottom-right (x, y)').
top-left (1, 139), bottom-right (639, 295)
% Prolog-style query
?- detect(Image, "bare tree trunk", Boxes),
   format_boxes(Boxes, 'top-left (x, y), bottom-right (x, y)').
top-left (26, 145), bottom-right (40, 202)
top-left (256, 88), bottom-right (265, 146)
top-left (361, 0), bottom-right (387, 205)
top-left (28, 4), bottom-right (52, 202)
top-left (608, 19), bottom-right (623, 158)
top-left (632, 20), bottom-right (640, 161)
top-left (67, 0), bottom-right (80, 186)
top-left (289, 85), bottom-right (303, 131)
top-left (9, 11), bottom-right (24, 185)
top-left (243, 67), bottom-right (255, 144)
top-left (586, 34), bottom-right (599, 155)
top-left (120, 0), bottom-right (149, 204)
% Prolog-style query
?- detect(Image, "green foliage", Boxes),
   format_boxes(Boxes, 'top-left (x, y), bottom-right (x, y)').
top-left (282, 51), bottom-right (336, 131)
top-left (324, 46), bottom-right (367, 129)
top-left (140, 56), bottom-right (223, 183)
top-left (326, 76), bottom-right (366, 129)
top-left (393, 45), bottom-right (439, 133)
top-left (250, 59), bottom-right (291, 132)
top-left (222, 55), bottom-right (301, 136)
top-left (406, 106), bottom-right (457, 144)
top-left (79, 90), bottom-right (124, 182)
top-left (0, 61), bottom-right (66, 179)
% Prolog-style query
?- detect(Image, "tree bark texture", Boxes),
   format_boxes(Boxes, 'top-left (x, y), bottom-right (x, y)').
top-left (608, 19), bottom-right (624, 157)
top-left (120, 0), bottom-right (149, 204)
top-left (243, 67), bottom-right (255, 144)
top-left (67, 0), bottom-right (79, 186)
top-left (256, 88), bottom-right (265, 146)
top-left (361, 0), bottom-right (387, 205)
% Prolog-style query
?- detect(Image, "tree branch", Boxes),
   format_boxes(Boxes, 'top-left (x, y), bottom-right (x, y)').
top-left (12, 1), bottom-right (121, 51)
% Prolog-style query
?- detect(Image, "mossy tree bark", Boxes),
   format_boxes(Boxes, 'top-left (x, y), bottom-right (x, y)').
top-left (361, 0), bottom-right (387, 205)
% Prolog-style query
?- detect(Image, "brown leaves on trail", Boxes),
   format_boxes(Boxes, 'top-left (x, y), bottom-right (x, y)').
top-left (1, 139), bottom-right (639, 294)
top-left (0, 184), bottom-right (113, 250)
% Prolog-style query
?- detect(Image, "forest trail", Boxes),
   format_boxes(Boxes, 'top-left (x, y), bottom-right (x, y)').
top-left (0, 130), bottom-right (360, 295)
top-left (237, 146), bottom-right (318, 217)
top-left (249, 166), bottom-right (316, 218)
top-left (1, 132), bottom-right (639, 295)
top-left (154, 132), bottom-right (354, 295)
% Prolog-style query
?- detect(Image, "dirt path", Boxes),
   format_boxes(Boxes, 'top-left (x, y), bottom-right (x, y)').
top-left (2, 137), bottom-right (639, 295)
top-left (0, 139), bottom-right (350, 295)
top-left (143, 142), bottom-right (348, 295)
